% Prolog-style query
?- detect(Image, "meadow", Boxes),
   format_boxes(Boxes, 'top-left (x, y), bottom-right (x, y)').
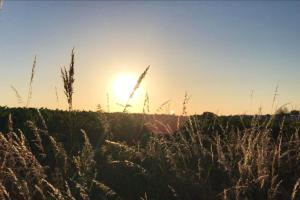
top-left (0, 50), bottom-right (299, 200)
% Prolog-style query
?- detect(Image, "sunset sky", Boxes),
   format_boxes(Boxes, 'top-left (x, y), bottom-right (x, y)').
top-left (0, 1), bottom-right (300, 115)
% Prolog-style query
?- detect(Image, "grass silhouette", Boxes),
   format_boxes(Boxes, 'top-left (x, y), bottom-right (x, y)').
top-left (0, 49), bottom-right (299, 200)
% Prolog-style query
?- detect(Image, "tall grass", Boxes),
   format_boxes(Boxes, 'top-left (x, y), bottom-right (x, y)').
top-left (10, 85), bottom-right (23, 104)
top-left (55, 86), bottom-right (60, 108)
top-left (142, 92), bottom-right (150, 114)
top-left (123, 65), bottom-right (150, 112)
top-left (26, 55), bottom-right (37, 107)
top-left (156, 99), bottom-right (171, 114)
top-left (61, 48), bottom-right (75, 111)
top-left (10, 56), bottom-right (37, 107)
top-left (1, 49), bottom-right (300, 200)
top-left (2, 96), bottom-right (300, 200)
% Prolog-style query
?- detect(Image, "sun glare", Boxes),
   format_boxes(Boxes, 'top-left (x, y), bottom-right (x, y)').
top-left (112, 74), bottom-right (142, 104)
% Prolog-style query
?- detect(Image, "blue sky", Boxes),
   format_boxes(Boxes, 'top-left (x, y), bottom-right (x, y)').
top-left (0, 1), bottom-right (300, 114)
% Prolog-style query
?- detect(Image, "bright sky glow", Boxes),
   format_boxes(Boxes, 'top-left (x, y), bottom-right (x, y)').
top-left (1, 1), bottom-right (300, 114)
top-left (112, 73), bottom-right (144, 106)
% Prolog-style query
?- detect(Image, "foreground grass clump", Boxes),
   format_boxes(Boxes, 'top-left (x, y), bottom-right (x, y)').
top-left (0, 108), bottom-right (299, 200)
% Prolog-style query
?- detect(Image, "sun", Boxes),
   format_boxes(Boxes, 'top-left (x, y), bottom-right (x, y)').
top-left (112, 73), bottom-right (142, 104)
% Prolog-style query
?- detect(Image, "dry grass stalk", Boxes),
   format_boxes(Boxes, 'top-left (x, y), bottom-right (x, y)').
top-left (96, 104), bottom-right (113, 140)
top-left (7, 113), bottom-right (13, 133)
top-left (116, 103), bottom-right (131, 108)
top-left (123, 65), bottom-right (150, 112)
top-left (271, 85), bottom-right (279, 113)
top-left (33, 185), bottom-right (46, 199)
top-left (292, 178), bottom-right (300, 200)
top-left (156, 99), bottom-right (171, 114)
top-left (10, 85), bottom-right (23, 104)
top-left (0, 183), bottom-right (9, 200)
top-left (55, 86), bottom-right (59, 108)
top-left (142, 92), bottom-right (150, 114)
top-left (176, 92), bottom-right (191, 129)
top-left (37, 109), bottom-right (48, 130)
top-left (26, 55), bottom-right (37, 107)
top-left (182, 92), bottom-right (191, 116)
top-left (61, 48), bottom-right (75, 111)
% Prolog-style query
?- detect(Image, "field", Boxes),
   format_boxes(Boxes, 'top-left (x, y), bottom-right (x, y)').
top-left (1, 5), bottom-right (300, 199)
top-left (0, 107), bottom-right (299, 200)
